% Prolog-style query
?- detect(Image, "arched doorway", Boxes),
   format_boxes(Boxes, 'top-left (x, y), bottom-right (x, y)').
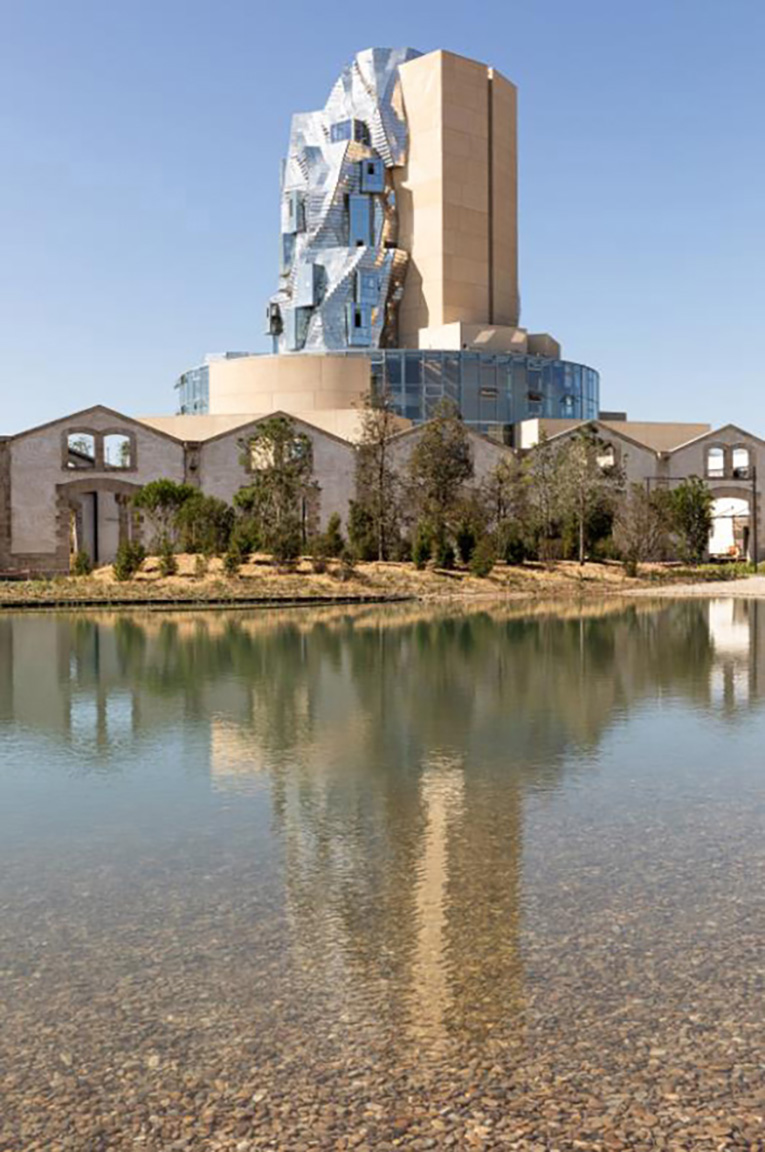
top-left (57, 478), bottom-right (142, 569)
top-left (709, 494), bottom-right (751, 561)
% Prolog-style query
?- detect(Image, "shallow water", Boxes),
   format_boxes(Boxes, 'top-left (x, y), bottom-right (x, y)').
top-left (0, 600), bottom-right (762, 1149)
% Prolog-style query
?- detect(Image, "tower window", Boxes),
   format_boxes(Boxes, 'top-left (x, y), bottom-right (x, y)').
top-left (360, 156), bottom-right (385, 193)
top-left (348, 194), bottom-right (372, 247)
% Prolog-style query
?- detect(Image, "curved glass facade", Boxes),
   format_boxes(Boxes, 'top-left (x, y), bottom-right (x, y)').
top-left (368, 350), bottom-right (599, 434)
top-left (175, 364), bottom-right (209, 415)
top-left (176, 349), bottom-right (599, 432)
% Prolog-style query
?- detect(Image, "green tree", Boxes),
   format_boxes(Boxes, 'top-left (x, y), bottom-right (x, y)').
top-left (347, 500), bottom-right (377, 562)
top-left (354, 391), bottom-right (403, 560)
top-left (235, 417), bottom-right (317, 562)
top-left (322, 513), bottom-right (345, 558)
top-left (670, 476), bottom-right (713, 563)
top-left (223, 542), bottom-right (243, 576)
top-left (407, 400), bottom-right (474, 543)
top-left (132, 479), bottom-right (198, 551)
top-left (412, 522), bottom-right (432, 570)
top-left (469, 535), bottom-right (496, 577)
top-left (176, 493), bottom-right (234, 555)
top-left (455, 520), bottom-right (477, 566)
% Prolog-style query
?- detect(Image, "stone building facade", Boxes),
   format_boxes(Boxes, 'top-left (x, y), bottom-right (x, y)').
top-left (541, 420), bottom-right (764, 562)
top-left (2, 406), bottom-right (764, 574)
top-left (0, 406), bottom-right (358, 574)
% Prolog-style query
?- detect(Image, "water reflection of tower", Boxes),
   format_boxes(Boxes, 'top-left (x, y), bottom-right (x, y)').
top-left (409, 754), bottom-right (465, 1045)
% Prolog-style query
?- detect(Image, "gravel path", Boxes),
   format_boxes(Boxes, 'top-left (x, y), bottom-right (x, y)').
top-left (628, 575), bottom-right (765, 598)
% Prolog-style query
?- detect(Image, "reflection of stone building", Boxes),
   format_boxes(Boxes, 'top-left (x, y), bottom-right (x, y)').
top-left (707, 598), bottom-right (763, 711)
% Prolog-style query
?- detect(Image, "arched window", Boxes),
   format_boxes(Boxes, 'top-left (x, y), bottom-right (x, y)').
top-left (597, 443), bottom-right (616, 472)
top-left (104, 433), bottom-right (133, 469)
top-left (732, 446), bottom-right (751, 480)
top-left (66, 432), bottom-right (96, 469)
top-left (706, 446), bottom-right (725, 479)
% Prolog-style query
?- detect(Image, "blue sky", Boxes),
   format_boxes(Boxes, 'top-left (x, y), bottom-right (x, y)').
top-left (1, 0), bottom-right (763, 435)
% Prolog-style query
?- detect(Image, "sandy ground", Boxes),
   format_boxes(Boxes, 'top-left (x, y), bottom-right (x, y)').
top-left (0, 555), bottom-right (762, 606)
top-left (627, 574), bottom-right (765, 598)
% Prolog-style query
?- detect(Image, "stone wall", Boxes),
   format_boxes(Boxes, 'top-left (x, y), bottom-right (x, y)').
top-left (5, 408), bottom-right (185, 572)
top-left (196, 417), bottom-right (357, 531)
top-left (387, 424), bottom-right (514, 488)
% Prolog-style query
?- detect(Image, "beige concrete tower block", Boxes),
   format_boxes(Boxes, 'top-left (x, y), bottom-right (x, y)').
top-left (207, 354), bottom-right (371, 416)
top-left (395, 50), bottom-right (520, 348)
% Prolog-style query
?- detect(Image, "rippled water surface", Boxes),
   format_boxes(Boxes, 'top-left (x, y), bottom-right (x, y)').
top-left (0, 601), bottom-right (763, 1150)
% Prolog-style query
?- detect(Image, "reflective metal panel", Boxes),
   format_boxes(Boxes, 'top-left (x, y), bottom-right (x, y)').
top-left (269, 47), bottom-right (421, 354)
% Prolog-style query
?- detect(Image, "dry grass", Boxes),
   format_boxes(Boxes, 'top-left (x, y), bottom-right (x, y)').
top-left (0, 553), bottom-right (716, 607)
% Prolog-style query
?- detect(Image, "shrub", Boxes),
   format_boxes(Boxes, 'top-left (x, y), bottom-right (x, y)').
top-left (434, 535), bottom-right (455, 570)
top-left (394, 536), bottom-right (412, 563)
top-left (335, 546), bottom-right (357, 582)
top-left (323, 513), bottom-right (345, 558)
top-left (72, 550), bottom-right (92, 576)
top-left (194, 554), bottom-right (209, 579)
top-left (230, 523), bottom-right (256, 560)
top-left (113, 540), bottom-right (146, 582)
top-left (501, 524), bottom-right (528, 566)
top-left (176, 493), bottom-right (233, 556)
top-left (223, 543), bottom-right (243, 576)
top-left (412, 523), bottom-right (432, 570)
top-left (347, 501), bottom-right (377, 561)
top-left (470, 536), bottom-right (496, 578)
top-left (455, 521), bottom-right (477, 566)
top-left (308, 534), bottom-right (329, 574)
top-left (132, 478), bottom-right (198, 550)
top-left (158, 539), bottom-right (178, 577)
top-left (270, 519), bottom-right (302, 566)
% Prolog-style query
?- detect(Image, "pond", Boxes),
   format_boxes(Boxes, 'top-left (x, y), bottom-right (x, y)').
top-left (0, 600), bottom-right (762, 1149)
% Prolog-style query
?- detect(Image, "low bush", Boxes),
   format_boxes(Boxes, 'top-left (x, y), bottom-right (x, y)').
top-left (113, 540), bottom-right (146, 582)
top-left (455, 522), bottom-right (477, 566)
top-left (347, 501), bottom-right (377, 561)
top-left (323, 513), bottom-right (345, 558)
top-left (270, 520), bottom-right (302, 566)
top-left (308, 535), bottom-right (329, 574)
top-left (412, 523), bottom-right (432, 570)
top-left (71, 550), bottom-right (92, 576)
top-left (223, 544), bottom-right (243, 576)
top-left (158, 540), bottom-right (178, 577)
top-left (501, 525), bottom-right (528, 566)
top-left (469, 536), bottom-right (496, 578)
top-left (434, 537), bottom-right (455, 570)
top-left (335, 546), bottom-right (357, 582)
